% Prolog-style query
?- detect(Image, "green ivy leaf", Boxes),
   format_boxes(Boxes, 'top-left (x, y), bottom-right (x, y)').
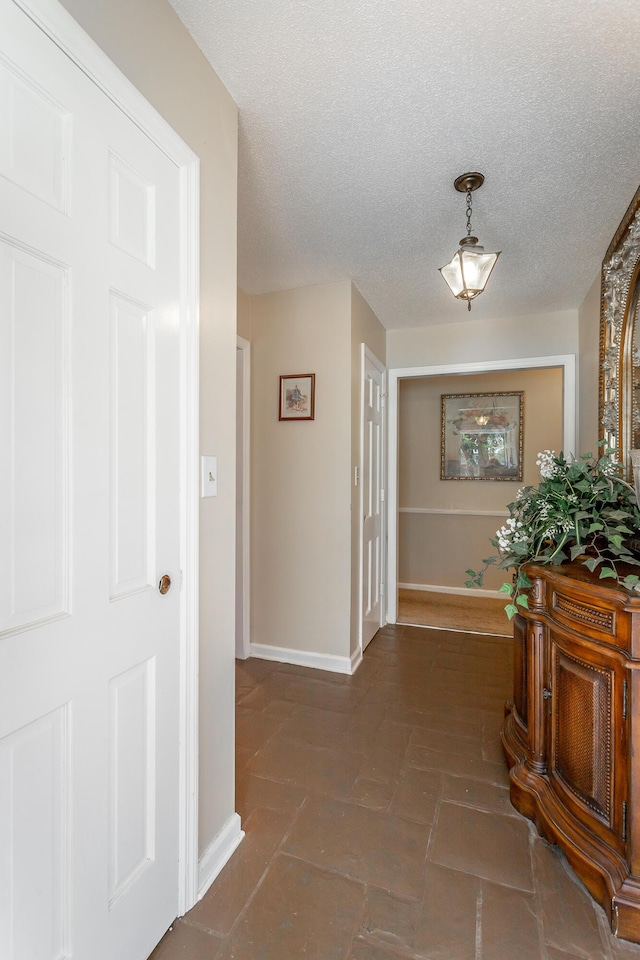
top-left (516, 595), bottom-right (529, 608)
top-left (504, 604), bottom-right (519, 620)
top-left (516, 571), bottom-right (532, 589)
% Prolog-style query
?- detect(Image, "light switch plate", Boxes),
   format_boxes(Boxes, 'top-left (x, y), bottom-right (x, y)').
top-left (201, 456), bottom-right (218, 497)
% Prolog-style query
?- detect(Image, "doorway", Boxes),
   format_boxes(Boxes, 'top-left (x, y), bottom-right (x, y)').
top-left (236, 336), bottom-right (250, 659)
top-left (386, 355), bottom-right (576, 625)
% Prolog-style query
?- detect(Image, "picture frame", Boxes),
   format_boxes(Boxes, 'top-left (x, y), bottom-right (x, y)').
top-left (441, 391), bottom-right (524, 480)
top-left (279, 373), bottom-right (315, 421)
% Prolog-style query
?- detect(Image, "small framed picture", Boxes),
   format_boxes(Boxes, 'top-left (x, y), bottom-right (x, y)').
top-left (441, 391), bottom-right (524, 480)
top-left (279, 374), bottom-right (315, 421)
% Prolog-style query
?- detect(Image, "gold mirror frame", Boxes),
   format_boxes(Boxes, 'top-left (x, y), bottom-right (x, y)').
top-left (600, 183), bottom-right (640, 478)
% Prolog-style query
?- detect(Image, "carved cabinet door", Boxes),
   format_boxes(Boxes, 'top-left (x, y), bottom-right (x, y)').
top-left (511, 614), bottom-right (529, 736)
top-left (546, 627), bottom-right (628, 855)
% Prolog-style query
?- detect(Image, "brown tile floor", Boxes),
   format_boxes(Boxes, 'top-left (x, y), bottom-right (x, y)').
top-left (150, 624), bottom-right (640, 960)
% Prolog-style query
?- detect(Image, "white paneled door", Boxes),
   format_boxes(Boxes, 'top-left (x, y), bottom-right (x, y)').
top-left (0, 4), bottom-right (188, 958)
top-left (360, 347), bottom-right (385, 649)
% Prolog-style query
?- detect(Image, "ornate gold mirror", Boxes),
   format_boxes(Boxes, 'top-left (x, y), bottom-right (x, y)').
top-left (600, 183), bottom-right (640, 478)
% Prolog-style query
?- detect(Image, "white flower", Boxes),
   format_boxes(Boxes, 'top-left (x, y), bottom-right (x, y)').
top-left (536, 450), bottom-right (557, 479)
top-left (496, 519), bottom-right (529, 554)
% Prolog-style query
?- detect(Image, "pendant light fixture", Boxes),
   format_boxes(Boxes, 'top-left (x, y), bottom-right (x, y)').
top-left (439, 172), bottom-right (500, 311)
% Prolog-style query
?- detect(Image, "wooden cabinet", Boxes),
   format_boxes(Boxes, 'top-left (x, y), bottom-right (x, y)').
top-left (502, 563), bottom-right (640, 942)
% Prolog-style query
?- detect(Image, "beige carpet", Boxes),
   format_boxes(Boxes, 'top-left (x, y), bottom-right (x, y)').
top-left (397, 588), bottom-right (511, 636)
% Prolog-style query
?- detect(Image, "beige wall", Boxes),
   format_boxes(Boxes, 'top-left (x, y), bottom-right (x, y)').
top-left (398, 367), bottom-right (564, 591)
top-left (237, 287), bottom-right (253, 341)
top-left (250, 282), bottom-right (353, 660)
top-left (248, 281), bottom-right (386, 664)
top-left (350, 286), bottom-right (387, 655)
top-left (578, 274), bottom-right (601, 455)
top-left (351, 285), bottom-right (387, 364)
top-left (387, 309), bottom-right (579, 370)
top-left (59, 0), bottom-right (239, 858)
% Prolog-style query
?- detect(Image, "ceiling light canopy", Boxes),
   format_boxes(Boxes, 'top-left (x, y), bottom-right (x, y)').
top-left (439, 172), bottom-right (500, 311)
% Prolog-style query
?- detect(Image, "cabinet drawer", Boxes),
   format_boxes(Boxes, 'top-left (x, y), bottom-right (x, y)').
top-left (550, 587), bottom-right (626, 649)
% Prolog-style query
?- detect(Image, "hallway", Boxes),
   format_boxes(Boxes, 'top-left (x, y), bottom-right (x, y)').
top-left (151, 624), bottom-right (640, 960)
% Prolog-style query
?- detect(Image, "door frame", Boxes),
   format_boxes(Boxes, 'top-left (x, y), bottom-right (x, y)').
top-left (358, 344), bottom-right (387, 651)
top-left (386, 354), bottom-right (576, 624)
top-left (16, 0), bottom-right (201, 914)
top-left (236, 336), bottom-right (251, 660)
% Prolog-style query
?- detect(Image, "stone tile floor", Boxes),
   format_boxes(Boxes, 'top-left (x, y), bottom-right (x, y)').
top-left (150, 624), bottom-right (640, 959)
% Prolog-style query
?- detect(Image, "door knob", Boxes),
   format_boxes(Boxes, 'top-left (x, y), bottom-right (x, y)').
top-left (158, 574), bottom-right (172, 595)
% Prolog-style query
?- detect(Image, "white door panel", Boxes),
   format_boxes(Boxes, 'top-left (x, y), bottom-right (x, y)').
top-left (0, 4), bottom-right (183, 958)
top-left (361, 349), bottom-right (385, 649)
top-left (0, 239), bottom-right (68, 634)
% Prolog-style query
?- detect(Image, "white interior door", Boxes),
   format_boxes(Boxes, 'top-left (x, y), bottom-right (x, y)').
top-left (0, 4), bottom-right (187, 957)
top-left (360, 347), bottom-right (385, 649)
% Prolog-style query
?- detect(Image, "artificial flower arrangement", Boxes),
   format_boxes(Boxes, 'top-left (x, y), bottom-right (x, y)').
top-left (466, 448), bottom-right (640, 619)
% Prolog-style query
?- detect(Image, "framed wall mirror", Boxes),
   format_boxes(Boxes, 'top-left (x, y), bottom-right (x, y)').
top-left (600, 183), bottom-right (640, 478)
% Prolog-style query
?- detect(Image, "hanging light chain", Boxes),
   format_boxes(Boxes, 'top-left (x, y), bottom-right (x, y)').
top-left (465, 189), bottom-right (473, 237)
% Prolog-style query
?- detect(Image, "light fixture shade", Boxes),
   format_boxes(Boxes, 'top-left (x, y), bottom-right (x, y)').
top-left (439, 240), bottom-right (500, 305)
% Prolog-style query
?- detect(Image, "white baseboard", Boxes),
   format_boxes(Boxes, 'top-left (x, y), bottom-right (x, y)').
top-left (197, 813), bottom-right (244, 901)
top-left (399, 582), bottom-right (503, 600)
top-left (249, 642), bottom-right (356, 675)
top-left (351, 646), bottom-right (363, 673)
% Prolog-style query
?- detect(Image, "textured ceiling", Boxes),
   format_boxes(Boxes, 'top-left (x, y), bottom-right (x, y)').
top-left (167, 0), bottom-right (640, 329)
